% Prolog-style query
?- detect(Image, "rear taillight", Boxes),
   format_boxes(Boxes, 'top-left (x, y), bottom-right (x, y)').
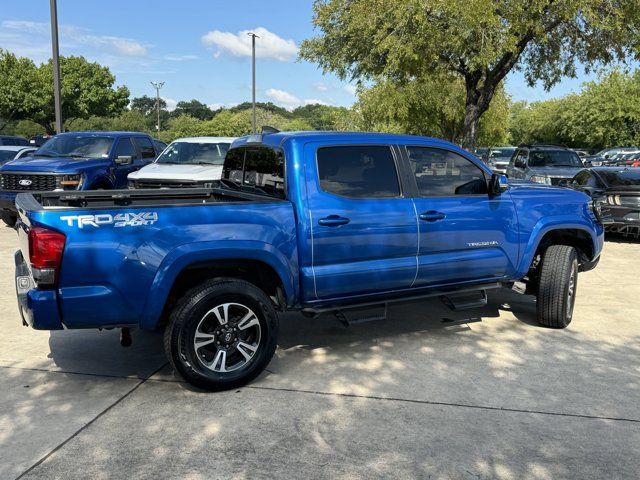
top-left (28, 227), bottom-right (65, 287)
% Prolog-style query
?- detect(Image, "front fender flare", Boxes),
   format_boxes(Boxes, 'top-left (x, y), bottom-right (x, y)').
top-left (516, 215), bottom-right (602, 278)
top-left (139, 241), bottom-right (298, 330)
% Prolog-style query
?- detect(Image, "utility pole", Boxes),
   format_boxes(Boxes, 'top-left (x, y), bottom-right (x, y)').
top-left (50, 0), bottom-right (63, 133)
top-left (150, 81), bottom-right (164, 132)
top-left (247, 32), bottom-right (259, 134)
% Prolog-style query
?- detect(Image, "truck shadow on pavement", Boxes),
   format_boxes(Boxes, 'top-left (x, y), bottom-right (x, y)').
top-left (23, 286), bottom-right (640, 480)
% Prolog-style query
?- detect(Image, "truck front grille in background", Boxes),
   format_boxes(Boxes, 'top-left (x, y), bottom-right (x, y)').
top-left (133, 180), bottom-right (201, 189)
top-left (0, 173), bottom-right (57, 191)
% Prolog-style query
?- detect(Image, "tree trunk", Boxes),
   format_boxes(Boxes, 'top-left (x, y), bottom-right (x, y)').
top-left (462, 102), bottom-right (480, 150)
top-left (39, 121), bottom-right (56, 136)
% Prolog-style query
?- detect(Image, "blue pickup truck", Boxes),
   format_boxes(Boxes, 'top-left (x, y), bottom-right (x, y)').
top-left (0, 131), bottom-right (162, 227)
top-left (13, 131), bottom-right (604, 390)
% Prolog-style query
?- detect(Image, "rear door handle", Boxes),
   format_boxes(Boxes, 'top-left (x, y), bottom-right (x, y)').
top-left (318, 215), bottom-right (350, 227)
top-left (419, 210), bottom-right (446, 222)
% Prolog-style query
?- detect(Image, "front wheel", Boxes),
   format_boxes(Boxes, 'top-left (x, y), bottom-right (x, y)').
top-left (536, 245), bottom-right (579, 328)
top-left (164, 278), bottom-right (278, 391)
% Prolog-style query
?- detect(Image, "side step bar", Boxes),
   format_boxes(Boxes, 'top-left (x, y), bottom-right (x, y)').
top-left (441, 290), bottom-right (488, 311)
top-left (302, 283), bottom-right (500, 320)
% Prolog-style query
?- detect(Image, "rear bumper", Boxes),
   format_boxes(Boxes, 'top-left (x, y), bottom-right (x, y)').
top-left (14, 251), bottom-right (63, 330)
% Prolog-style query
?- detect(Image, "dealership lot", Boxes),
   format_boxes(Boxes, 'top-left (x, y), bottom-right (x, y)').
top-left (0, 225), bottom-right (639, 479)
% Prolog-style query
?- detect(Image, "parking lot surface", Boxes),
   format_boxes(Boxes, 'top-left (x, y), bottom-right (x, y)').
top-left (1, 225), bottom-right (639, 479)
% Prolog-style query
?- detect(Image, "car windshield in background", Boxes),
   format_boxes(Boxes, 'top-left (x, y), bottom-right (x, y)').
top-left (0, 151), bottom-right (17, 162)
top-left (156, 142), bottom-right (230, 165)
top-left (489, 148), bottom-right (515, 160)
top-left (598, 170), bottom-right (640, 188)
top-left (35, 135), bottom-right (114, 159)
top-left (528, 150), bottom-right (583, 167)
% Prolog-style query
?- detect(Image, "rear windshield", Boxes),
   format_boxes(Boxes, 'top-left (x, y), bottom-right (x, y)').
top-left (528, 150), bottom-right (583, 167)
top-left (598, 170), bottom-right (640, 188)
top-left (221, 147), bottom-right (285, 198)
top-left (156, 141), bottom-right (230, 165)
top-left (35, 135), bottom-right (114, 159)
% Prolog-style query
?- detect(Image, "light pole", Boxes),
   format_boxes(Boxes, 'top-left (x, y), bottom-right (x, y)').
top-left (247, 32), bottom-right (259, 134)
top-left (50, 0), bottom-right (63, 133)
top-left (150, 81), bottom-right (164, 132)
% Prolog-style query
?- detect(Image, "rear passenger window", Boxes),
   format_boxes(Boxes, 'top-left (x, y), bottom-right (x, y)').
top-left (135, 137), bottom-right (156, 158)
top-left (407, 147), bottom-right (488, 196)
top-left (317, 146), bottom-right (400, 198)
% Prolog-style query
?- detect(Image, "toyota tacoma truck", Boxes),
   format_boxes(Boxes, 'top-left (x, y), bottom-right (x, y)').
top-left (0, 131), bottom-right (162, 227)
top-left (13, 131), bottom-right (605, 391)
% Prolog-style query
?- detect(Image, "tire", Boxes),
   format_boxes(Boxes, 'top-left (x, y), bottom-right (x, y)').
top-left (164, 278), bottom-right (279, 391)
top-left (536, 245), bottom-right (579, 328)
top-left (1, 212), bottom-right (17, 227)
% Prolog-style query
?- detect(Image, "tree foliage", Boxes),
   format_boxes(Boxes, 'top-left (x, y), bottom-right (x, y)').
top-left (509, 70), bottom-right (640, 148)
top-left (354, 74), bottom-right (510, 145)
top-left (0, 49), bottom-right (129, 134)
top-left (301, 0), bottom-right (640, 147)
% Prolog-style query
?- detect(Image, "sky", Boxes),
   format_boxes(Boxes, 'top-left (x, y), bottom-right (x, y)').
top-left (0, 0), bottom-right (605, 111)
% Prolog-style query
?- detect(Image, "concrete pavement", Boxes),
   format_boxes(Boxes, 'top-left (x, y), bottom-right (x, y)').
top-left (0, 224), bottom-right (638, 479)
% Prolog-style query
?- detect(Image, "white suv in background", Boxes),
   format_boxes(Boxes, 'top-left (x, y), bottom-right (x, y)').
top-left (128, 137), bottom-right (236, 189)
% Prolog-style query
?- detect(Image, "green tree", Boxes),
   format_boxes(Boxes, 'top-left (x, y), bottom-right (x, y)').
top-left (130, 95), bottom-right (166, 116)
top-left (0, 50), bottom-right (129, 134)
top-left (172, 99), bottom-right (214, 121)
top-left (354, 74), bottom-right (510, 146)
top-left (301, 0), bottom-right (640, 148)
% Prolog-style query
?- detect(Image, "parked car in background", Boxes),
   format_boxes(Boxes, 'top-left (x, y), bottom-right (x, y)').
top-left (507, 144), bottom-right (584, 185)
top-left (613, 151), bottom-right (640, 167)
top-left (572, 149), bottom-right (591, 159)
top-left (0, 146), bottom-right (37, 165)
top-left (0, 131), bottom-right (162, 226)
top-left (473, 147), bottom-right (488, 159)
top-left (12, 130), bottom-right (604, 390)
top-left (586, 147), bottom-right (639, 166)
top-left (153, 139), bottom-right (168, 154)
top-left (128, 137), bottom-right (236, 189)
top-left (30, 135), bottom-right (54, 147)
top-left (0, 135), bottom-right (30, 146)
top-left (484, 146), bottom-right (516, 174)
top-left (568, 167), bottom-right (640, 238)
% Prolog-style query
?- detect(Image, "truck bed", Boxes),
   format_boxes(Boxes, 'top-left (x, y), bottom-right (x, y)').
top-left (17, 187), bottom-right (284, 212)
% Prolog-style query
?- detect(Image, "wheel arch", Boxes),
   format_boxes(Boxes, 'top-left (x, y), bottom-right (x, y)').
top-left (140, 242), bottom-right (298, 330)
top-left (517, 218), bottom-right (600, 277)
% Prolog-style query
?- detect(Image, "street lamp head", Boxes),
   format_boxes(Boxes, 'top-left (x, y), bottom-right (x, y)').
top-left (247, 32), bottom-right (260, 39)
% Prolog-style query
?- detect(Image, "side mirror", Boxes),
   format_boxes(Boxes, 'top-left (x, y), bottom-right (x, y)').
top-left (115, 155), bottom-right (133, 165)
top-left (490, 173), bottom-right (509, 195)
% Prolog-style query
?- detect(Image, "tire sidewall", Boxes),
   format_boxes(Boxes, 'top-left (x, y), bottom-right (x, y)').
top-left (168, 281), bottom-right (278, 390)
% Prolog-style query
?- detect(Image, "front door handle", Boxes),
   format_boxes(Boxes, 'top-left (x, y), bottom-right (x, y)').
top-left (419, 210), bottom-right (446, 222)
top-left (318, 215), bottom-right (350, 227)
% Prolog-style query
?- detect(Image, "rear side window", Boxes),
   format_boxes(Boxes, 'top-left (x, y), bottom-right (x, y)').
top-left (317, 146), bottom-right (400, 198)
top-left (115, 138), bottom-right (136, 158)
top-left (135, 137), bottom-right (156, 158)
top-left (222, 147), bottom-right (285, 198)
top-left (407, 147), bottom-right (488, 196)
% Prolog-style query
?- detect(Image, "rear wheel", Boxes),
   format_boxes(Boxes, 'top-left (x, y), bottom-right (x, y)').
top-left (164, 278), bottom-right (278, 391)
top-left (1, 212), bottom-right (17, 227)
top-left (536, 245), bottom-right (579, 328)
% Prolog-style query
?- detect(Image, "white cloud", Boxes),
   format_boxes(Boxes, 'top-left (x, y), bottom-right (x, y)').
top-left (265, 88), bottom-right (331, 109)
top-left (163, 98), bottom-right (178, 111)
top-left (265, 88), bottom-right (301, 108)
top-left (313, 82), bottom-right (329, 92)
top-left (344, 84), bottom-right (358, 96)
top-left (164, 54), bottom-right (199, 62)
top-left (201, 27), bottom-right (298, 61)
top-left (1, 20), bottom-right (148, 57)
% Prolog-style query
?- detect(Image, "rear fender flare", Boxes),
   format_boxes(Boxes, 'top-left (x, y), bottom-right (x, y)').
top-left (139, 241), bottom-right (297, 330)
